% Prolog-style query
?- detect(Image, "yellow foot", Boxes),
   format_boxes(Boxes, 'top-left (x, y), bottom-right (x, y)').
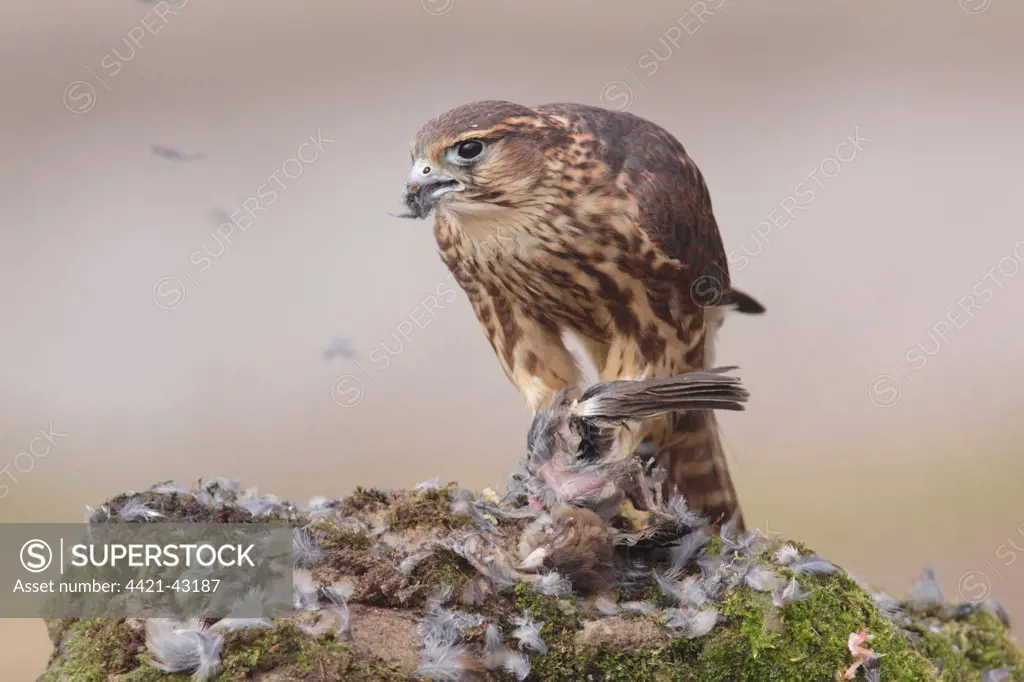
top-left (619, 500), bottom-right (651, 531)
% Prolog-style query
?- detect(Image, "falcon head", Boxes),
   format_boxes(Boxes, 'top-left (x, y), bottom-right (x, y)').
top-left (399, 100), bottom-right (566, 220)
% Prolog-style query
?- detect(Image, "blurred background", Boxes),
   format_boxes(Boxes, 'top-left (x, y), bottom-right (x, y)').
top-left (2, 0), bottom-right (1023, 677)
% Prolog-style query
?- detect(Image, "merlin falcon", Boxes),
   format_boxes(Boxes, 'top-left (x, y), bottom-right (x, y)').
top-left (399, 100), bottom-right (764, 527)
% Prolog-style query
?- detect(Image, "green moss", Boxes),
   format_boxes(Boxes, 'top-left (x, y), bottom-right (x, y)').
top-left (913, 609), bottom-right (1024, 681)
top-left (506, 585), bottom-right (702, 681)
top-left (40, 478), bottom-right (1024, 682)
top-left (643, 582), bottom-right (675, 609)
top-left (338, 486), bottom-right (390, 516)
top-left (703, 535), bottom-right (725, 557)
top-left (412, 545), bottom-right (477, 596)
top-left (305, 643), bottom-right (407, 681)
top-left (213, 624), bottom-right (406, 681)
top-left (41, 620), bottom-right (407, 682)
top-left (506, 570), bottom-right (954, 682)
top-left (511, 582), bottom-right (579, 631)
top-left (697, 571), bottom-right (938, 681)
top-left (104, 491), bottom-right (258, 524)
top-left (214, 621), bottom-right (310, 676)
top-left (39, 618), bottom-right (148, 682)
top-left (384, 483), bottom-right (472, 532)
top-left (314, 520), bottom-right (373, 552)
top-left (45, 617), bottom-right (77, 646)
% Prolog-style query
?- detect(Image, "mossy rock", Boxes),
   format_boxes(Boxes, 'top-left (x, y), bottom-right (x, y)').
top-left (39, 480), bottom-right (1024, 681)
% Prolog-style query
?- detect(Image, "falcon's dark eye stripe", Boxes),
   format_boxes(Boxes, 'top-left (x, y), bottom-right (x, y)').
top-left (456, 139), bottom-right (485, 160)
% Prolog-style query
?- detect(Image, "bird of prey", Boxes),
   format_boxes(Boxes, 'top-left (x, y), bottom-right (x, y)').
top-left (399, 100), bottom-right (764, 527)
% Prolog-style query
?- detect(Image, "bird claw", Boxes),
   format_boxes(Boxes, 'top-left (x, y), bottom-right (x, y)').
top-left (619, 500), bottom-right (653, 531)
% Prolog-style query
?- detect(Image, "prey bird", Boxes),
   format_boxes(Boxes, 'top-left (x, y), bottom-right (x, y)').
top-left (399, 100), bottom-right (763, 527)
top-left (521, 367), bottom-right (749, 526)
top-left (514, 367), bottom-right (750, 589)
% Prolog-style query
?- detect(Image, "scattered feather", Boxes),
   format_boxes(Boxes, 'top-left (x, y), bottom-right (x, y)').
top-left (415, 598), bottom-right (485, 681)
top-left (666, 531), bottom-right (709, 578)
top-left (620, 601), bottom-right (660, 615)
top-left (336, 516), bottom-right (370, 534)
top-left (415, 476), bottom-right (442, 492)
top-left (511, 611), bottom-right (548, 654)
top-left (518, 547), bottom-right (549, 571)
top-left (118, 497), bottom-right (164, 522)
top-left (696, 555), bottom-right (729, 598)
top-left (773, 577), bottom-right (813, 607)
top-left (193, 491), bottom-right (217, 508)
top-left (222, 587), bottom-right (274, 619)
top-left (451, 488), bottom-right (475, 517)
top-left (145, 619), bottom-right (223, 681)
top-left (678, 575), bottom-right (711, 608)
top-left (873, 591), bottom-right (909, 624)
top-left (323, 337), bottom-right (356, 361)
top-left (201, 477), bottom-right (241, 494)
top-left (84, 504), bottom-right (107, 524)
top-left (430, 585), bottom-right (454, 607)
top-left (298, 617), bottom-right (336, 638)
top-left (151, 481), bottom-right (189, 495)
top-left (322, 584), bottom-right (352, 640)
top-left (534, 571), bottom-right (573, 597)
top-left (790, 555), bottom-right (838, 576)
top-left (440, 534), bottom-right (517, 589)
top-left (593, 594), bottom-right (620, 615)
top-left (612, 561), bottom-right (653, 591)
top-left (665, 494), bottom-right (707, 529)
top-left (292, 570), bottom-right (319, 612)
top-left (292, 527), bottom-right (325, 568)
top-left (236, 489), bottom-right (282, 517)
top-left (482, 625), bottom-right (531, 680)
top-left (654, 571), bottom-right (686, 605)
top-left (744, 565), bottom-right (784, 593)
top-left (907, 566), bottom-right (945, 610)
top-left (502, 652), bottom-right (532, 681)
top-left (662, 607), bottom-right (719, 638)
top-left (775, 543), bottom-right (799, 565)
top-left (209, 618), bottom-right (272, 633)
top-left (720, 516), bottom-right (767, 558)
top-left (400, 551), bottom-right (434, 575)
top-left (151, 144), bottom-right (205, 162)
top-left (460, 576), bottom-right (493, 605)
top-left (306, 496), bottom-right (339, 511)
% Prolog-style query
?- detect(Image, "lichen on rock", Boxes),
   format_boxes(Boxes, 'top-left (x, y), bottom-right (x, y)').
top-left (40, 478), bottom-right (1023, 681)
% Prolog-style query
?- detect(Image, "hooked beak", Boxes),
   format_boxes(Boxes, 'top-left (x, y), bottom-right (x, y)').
top-left (399, 169), bottom-right (463, 220)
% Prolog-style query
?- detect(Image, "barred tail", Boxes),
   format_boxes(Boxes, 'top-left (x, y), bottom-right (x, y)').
top-left (663, 409), bottom-right (743, 530)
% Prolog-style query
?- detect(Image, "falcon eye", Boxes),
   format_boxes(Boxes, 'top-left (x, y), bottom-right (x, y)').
top-left (455, 139), bottom-right (484, 160)
top-left (445, 139), bottom-right (488, 166)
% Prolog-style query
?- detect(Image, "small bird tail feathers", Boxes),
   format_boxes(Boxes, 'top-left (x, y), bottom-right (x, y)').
top-left (571, 367), bottom-right (749, 423)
